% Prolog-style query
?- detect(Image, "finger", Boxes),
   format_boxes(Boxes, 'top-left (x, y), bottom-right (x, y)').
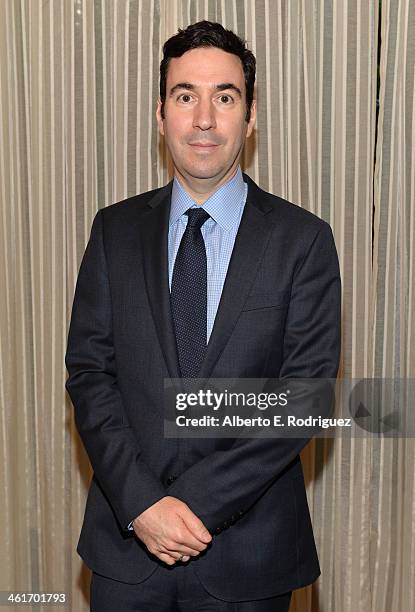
top-left (157, 552), bottom-right (177, 566)
top-left (161, 543), bottom-right (201, 558)
top-left (173, 525), bottom-right (210, 552)
top-left (164, 549), bottom-right (191, 563)
top-left (159, 552), bottom-right (190, 565)
top-left (168, 550), bottom-right (192, 563)
top-left (181, 511), bottom-right (212, 544)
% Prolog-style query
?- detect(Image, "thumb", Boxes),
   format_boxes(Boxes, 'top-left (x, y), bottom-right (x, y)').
top-left (183, 509), bottom-right (212, 542)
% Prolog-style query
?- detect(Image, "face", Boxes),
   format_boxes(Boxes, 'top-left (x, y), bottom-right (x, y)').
top-left (156, 47), bottom-right (256, 186)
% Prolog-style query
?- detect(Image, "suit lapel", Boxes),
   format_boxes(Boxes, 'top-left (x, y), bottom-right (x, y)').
top-left (138, 173), bottom-right (276, 382)
top-left (138, 181), bottom-right (182, 381)
top-left (199, 173), bottom-right (276, 378)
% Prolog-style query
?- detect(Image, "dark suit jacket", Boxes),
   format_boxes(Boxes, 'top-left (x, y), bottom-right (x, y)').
top-left (65, 172), bottom-right (341, 601)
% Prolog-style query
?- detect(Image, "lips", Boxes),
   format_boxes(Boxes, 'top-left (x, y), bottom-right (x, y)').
top-left (189, 142), bottom-right (219, 150)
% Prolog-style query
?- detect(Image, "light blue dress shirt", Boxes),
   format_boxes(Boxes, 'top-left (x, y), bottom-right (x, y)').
top-left (168, 165), bottom-right (248, 342)
top-left (127, 166), bottom-right (247, 530)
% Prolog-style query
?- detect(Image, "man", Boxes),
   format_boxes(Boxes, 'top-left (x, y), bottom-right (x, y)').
top-left (65, 20), bottom-right (341, 612)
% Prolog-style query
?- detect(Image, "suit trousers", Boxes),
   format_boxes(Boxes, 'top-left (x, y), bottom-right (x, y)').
top-left (90, 563), bottom-right (292, 611)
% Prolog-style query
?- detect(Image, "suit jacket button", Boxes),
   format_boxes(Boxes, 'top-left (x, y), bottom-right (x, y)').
top-left (238, 510), bottom-right (244, 516)
top-left (215, 526), bottom-right (222, 534)
top-left (166, 475), bottom-right (177, 485)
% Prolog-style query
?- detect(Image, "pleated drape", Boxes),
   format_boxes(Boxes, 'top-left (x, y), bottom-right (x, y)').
top-left (0, 1), bottom-right (413, 610)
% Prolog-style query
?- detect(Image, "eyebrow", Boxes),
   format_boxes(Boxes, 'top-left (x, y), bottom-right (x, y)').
top-left (169, 82), bottom-right (242, 98)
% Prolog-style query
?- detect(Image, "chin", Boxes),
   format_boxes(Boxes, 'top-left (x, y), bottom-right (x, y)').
top-left (182, 163), bottom-right (224, 180)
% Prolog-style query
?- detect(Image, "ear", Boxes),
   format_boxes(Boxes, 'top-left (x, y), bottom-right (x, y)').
top-left (156, 98), bottom-right (165, 136)
top-left (246, 98), bottom-right (257, 138)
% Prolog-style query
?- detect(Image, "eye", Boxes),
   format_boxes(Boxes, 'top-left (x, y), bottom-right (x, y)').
top-left (177, 93), bottom-right (193, 103)
top-left (218, 94), bottom-right (234, 104)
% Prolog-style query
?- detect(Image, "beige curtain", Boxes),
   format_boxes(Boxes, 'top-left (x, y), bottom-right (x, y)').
top-left (0, 1), bottom-right (413, 610)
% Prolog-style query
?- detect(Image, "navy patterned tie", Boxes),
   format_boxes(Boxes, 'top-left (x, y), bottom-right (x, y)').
top-left (171, 207), bottom-right (211, 378)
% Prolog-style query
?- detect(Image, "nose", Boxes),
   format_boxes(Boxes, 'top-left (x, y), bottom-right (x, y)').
top-left (192, 98), bottom-right (217, 130)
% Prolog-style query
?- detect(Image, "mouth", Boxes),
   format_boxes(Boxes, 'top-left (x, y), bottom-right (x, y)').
top-left (189, 143), bottom-right (220, 151)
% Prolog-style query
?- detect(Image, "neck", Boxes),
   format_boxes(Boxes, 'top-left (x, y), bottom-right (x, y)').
top-left (174, 163), bottom-right (240, 205)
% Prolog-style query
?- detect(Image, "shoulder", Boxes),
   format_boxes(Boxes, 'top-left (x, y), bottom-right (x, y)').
top-left (98, 182), bottom-right (171, 222)
top-left (242, 173), bottom-right (333, 250)
top-left (244, 172), bottom-right (327, 229)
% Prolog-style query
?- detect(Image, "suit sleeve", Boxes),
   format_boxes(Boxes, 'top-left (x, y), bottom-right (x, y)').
top-left (65, 209), bottom-right (166, 531)
top-left (168, 221), bottom-right (341, 533)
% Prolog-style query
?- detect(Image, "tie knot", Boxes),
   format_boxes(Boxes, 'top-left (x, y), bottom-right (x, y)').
top-left (185, 207), bottom-right (210, 230)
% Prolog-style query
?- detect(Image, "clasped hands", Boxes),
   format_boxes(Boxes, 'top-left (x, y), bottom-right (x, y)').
top-left (132, 496), bottom-right (212, 565)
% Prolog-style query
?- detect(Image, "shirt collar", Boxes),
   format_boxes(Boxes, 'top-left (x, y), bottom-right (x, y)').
top-left (169, 166), bottom-right (245, 231)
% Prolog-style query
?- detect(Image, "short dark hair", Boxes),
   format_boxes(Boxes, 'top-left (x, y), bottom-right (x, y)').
top-left (159, 20), bottom-right (256, 123)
